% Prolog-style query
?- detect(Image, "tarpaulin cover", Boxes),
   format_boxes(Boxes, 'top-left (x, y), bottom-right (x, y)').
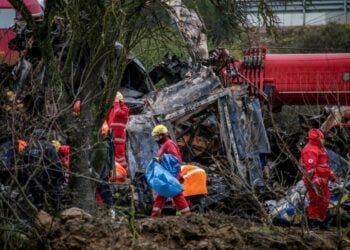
top-left (160, 154), bottom-right (181, 177)
top-left (146, 158), bottom-right (184, 198)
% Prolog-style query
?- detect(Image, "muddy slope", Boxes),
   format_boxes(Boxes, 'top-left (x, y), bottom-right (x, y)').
top-left (47, 209), bottom-right (336, 250)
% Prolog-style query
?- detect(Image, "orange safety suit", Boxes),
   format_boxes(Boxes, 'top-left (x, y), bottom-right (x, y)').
top-left (180, 165), bottom-right (208, 197)
top-left (106, 101), bottom-right (129, 169)
top-left (109, 162), bottom-right (127, 183)
top-left (18, 140), bottom-right (28, 151)
top-left (301, 128), bottom-right (336, 221)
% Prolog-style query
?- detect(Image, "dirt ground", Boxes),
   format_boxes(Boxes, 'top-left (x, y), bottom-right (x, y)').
top-left (41, 208), bottom-right (338, 250)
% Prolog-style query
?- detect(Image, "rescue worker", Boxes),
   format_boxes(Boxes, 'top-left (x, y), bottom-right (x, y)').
top-left (151, 124), bottom-right (191, 217)
top-left (301, 128), bottom-right (336, 229)
top-left (93, 128), bottom-right (115, 215)
top-left (52, 140), bottom-right (71, 186)
top-left (18, 139), bottom-right (28, 152)
top-left (105, 92), bottom-right (129, 169)
top-left (22, 129), bottom-right (65, 211)
top-left (180, 164), bottom-right (208, 213)
top-left (96, 162), bottom-right (127, 206)
top-left (109, 161), bottom-right (128, 184)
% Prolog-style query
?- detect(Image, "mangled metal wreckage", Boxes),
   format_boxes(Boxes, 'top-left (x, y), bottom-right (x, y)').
top-left (125, 66), bottom-right (270, 213)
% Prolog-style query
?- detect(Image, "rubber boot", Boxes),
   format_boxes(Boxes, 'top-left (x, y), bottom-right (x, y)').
top-left (308, 218), bottom-right (329, 230)
top-left (150, 212), bottom-right (160, 217)
top-left (180, 207), bottom-right (191, 215)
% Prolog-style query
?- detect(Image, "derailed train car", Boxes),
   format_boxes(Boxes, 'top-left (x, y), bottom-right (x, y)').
top-left (125, 66), bottom-right (270, 213)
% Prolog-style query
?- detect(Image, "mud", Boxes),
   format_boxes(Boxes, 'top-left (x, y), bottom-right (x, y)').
top-left (48, 208), bottom-right (336, 250)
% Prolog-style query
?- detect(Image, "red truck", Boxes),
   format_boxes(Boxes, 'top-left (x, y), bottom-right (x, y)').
top-left (215, 47), bottom-right (350, 107)
top-left (0, 0), bottom-right (43, 64)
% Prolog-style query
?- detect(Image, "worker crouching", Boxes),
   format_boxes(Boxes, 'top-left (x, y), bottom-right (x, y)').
top-left (180, 165), bottom-right (208, 213)
top-left (150, 124), bottom-right (191, 217)
top-left (22, 129), bottom-right (65, 211)
top-left (301, 128), bottom-right (336, 229)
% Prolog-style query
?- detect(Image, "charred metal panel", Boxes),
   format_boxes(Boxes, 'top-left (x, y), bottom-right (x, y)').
top-left (229, 94), bottom-right (270, 188)
top-left (148, 69), bottom-right (221, 115)
top-left (126, 115), bottom-right (158, 180)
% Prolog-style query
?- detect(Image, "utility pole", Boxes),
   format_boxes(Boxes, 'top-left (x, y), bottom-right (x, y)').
top-left (302, 0), bottom-right (306, 26)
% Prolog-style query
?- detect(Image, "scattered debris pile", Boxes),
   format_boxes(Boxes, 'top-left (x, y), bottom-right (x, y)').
top-left (47, 208), bottom-right (337, 250)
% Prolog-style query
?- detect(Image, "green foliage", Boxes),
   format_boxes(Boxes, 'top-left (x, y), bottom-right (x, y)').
top-left (133, 28), bottom-right (189, 71)
top-left (267, 24), bottom-right (350, 53)
top-left (183, 0), bottom-right (279, 46)
top-left (0, 207), bottom-right (41, 249)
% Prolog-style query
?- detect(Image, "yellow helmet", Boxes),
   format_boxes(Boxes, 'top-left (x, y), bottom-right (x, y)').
top-left (52, 140), bottom-right (61, 151)
top-left (115, 91), bottom-right (124, 102)
top-left (152, 124), bottom-right (168, 136)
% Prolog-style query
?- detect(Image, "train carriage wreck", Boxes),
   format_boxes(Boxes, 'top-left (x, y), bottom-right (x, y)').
top-left (125, 66), bottom-right (270, 213)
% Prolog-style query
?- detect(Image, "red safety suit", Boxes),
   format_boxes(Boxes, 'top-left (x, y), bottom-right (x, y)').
top-left (301, 128), bottom-right (336, 221)
top-left (106, 101), bottom-right (129, 169)
top-left (156, 136), bottom-right (182, 163)
top-left (151, 136), bottom-right (190, 217)
top-left (58, 145), bottom-right (71, 184)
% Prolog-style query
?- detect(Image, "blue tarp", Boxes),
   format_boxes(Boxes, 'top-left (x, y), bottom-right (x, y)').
top-left (326, 148), bottom-right (350, 177)
top-left (146, 157), bottom-right (183, 198)
top-left (160, 154), bottom-right (181, 177)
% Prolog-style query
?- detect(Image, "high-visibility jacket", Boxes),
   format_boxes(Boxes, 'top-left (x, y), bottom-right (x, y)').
top-left (18, 140), bottom-right (28, 151)
top-left (101, 120), bottom-right (109, 136)
top-left (180, 165), bottom-right (208, 197)
top-left (109, 162), bottom-right (127, 183)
